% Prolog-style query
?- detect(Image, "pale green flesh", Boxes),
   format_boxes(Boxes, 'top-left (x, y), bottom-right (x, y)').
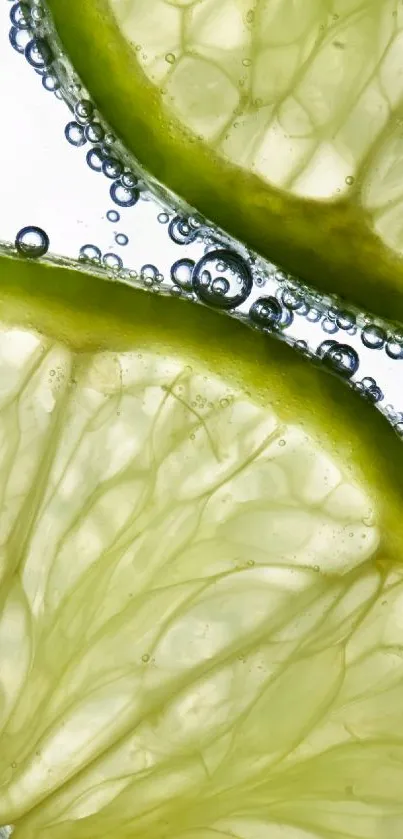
top-left (113, 0), bottom-right (403, 255)
top-left (46, 0), bottom-right (403, 321)
top-left (0, 256), bottom-right (402, 837)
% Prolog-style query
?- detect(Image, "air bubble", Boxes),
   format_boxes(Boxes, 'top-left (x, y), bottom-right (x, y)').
top-left (9, 25), bottom-right (30, 53)
top-left (42, 72), bottom-right (59, 92)
top-left (158, 212), bottom-right (169, 224)
top-left (317, 340), bottom-right (359, 379)
top-left (345, 175), bottom-right (355, 186)
top-left (79, 244), bottom-right (101, 263)
top-left (115, 233), bottom-right (129, 247)
top-left (102, 157), bottom-right (123, 179)
top-left (110, 179), bottom-right (139, 208)
top-left (170, 259), bottom-right (195, 291)
top-left (103, 252), bottom-right (123, 271)
top-left (10, 2), bottom-right (30, 29)
top-left (65, 121), bottom-right (86, 147)
top-left (169, 216), bottom-right (197, 246)
top-left (335, 309), bottom-right (356, 330)
top-left (385, 339), bottom-right (403, 360)
top-left (281, 287), bottom-right (305, 311)
top-left (141, 264), bottom-right (160, 283)
top-left (356, 377), bottom-right (383, 403)
top-left (121, 171), bottom-right (137, 188)
top-left (193, 249), bottom-right (253, 310)
top-left (74, 98), bottom-right (94, 124)
top-left (85, 122), bottom-right (104, 143)
top-left (165, 52), bottom-right (176, 64)
top-left (361, 324), bottom-right (386, 350)
top-left (106, 210), bottom-right (120, 223)
top-left (322, 318), bottom-right (338, 334)
top-left (25, 37), bottom-right (52, 69)
top-left (86, 147), bottom-right (104, 172)
top-left (250, 296), bottom-right (282, 330)
top-left (15, 225), bottom-right (49, 258)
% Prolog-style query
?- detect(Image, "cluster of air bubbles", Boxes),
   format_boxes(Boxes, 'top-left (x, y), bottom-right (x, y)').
top-left (79, 244), bottom-right (101, 264)
top-left (140, 264), bottom-right (163, 286)
top-left (355, 377), bottom-right (383, 404)
top-left (317, 340), bottom-right (359, 379)
top-left (169, 216), bottom-right (198, 246)
top-left (15, 225), bottom-right (49, 258)
top-left (192, 250), bottom-right (253, 310)
top-left (65, 121), bottom-right (87, 147)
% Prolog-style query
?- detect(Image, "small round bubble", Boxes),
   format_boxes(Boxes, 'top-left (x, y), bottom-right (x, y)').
top-left (106, 210), bottom-right (120, 223)
top-left (102, 157), bottom-right (123, 179)
top-left (250, 296), bottom-right (282, 329)
top-left (361, 324), bottom-right (386, 350)
top-left (317, 340), bottom-right (359, 379)
top-left (158, 212), bottom-right (169, 224)
top-left (86, 147), bottom-right (103, 172)
top-left (42, 72), bottom-right (59, 91)
top-left (121, 171), bottom-right (137, 188)
top-left (115, 233), bottom-right (129, 247)
top-left (110, 179), bottom-right (139, 208)
top-left (385, 339), bottom-right (403, 360)
top-left (9, 26), bottom-right (30, 53)
top-left (85, 122), bottom-right (104, 143)
top-left (79, 244), bottom-right (101, 263)
top-left (10, 2), bottom-right (30, 29)
top-left (103, 252), bottom-right (123, 271)
top-left (15, 225), bottom-right (49, 258)
top-left (25, 37), bottom-right (52, 69)
top-left (65, 121), bottom-right (86, 147)
top-left (170, 259), bottom-right (195, 291)
top-left (74, 99), bottom-right (94, 123)
top-left (169, 216), bottom-right (198, 246)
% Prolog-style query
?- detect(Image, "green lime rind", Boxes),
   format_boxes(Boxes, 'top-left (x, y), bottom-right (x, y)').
top-left (46, 0), bottom-right (403, 323)
top-left (0, 248), bottom-right (402, 563)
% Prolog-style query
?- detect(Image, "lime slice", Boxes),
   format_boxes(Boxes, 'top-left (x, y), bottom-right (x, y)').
top-left (0, 252), bottom-right (403, 837)
top-left (46, 0), bottom-right (403, 322)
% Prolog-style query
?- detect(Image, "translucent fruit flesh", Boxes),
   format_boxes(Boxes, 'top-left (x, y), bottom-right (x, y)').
top-left (0, 254), bottom-right (403, 837)
top-left (47, 0), bottom-right (403, 321)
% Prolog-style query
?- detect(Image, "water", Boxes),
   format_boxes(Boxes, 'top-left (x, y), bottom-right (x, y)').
top-left (1, 0), bottom-right (403, 437)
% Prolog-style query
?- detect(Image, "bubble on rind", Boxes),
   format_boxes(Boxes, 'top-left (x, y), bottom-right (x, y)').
top-left (86, 147), bottom-right (104, 172)
top-left (85, 122), bottom-right (105, 143)
top-left (25, 37), bottom-right (53, 69)
top-left (102, 157), bottom-right (123, 180)
top-left (9, 25), bottom-right (30, 53)
top-left (15, 225), bottom-right (49, 258)
top-left (385, 339), bottom-right (403, 360)
top-left (10, 2), bottom-right (31, 29)
top-left (103, 252), bottom-right (123, 271)
top-left (355, 377), bottom-right (383, 404)
top-left (65, 121), bottom-right (86, 147)
top-left (74, 98), bottom-right (94, 124)
top-left (110, 179), bottom-right (139, 208)
top-left (361, 324), bottom-right (386, 350)
top-left (317, 340), bottom-right (359, 379)
top-left (250, 296), bottom-right (282, 330)
top-left (192, 249), bottom-right (253, 310)
top-left (169, 216), bottom-right (198, 246)
top-left (79, 244), bottom-right (101, 263)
